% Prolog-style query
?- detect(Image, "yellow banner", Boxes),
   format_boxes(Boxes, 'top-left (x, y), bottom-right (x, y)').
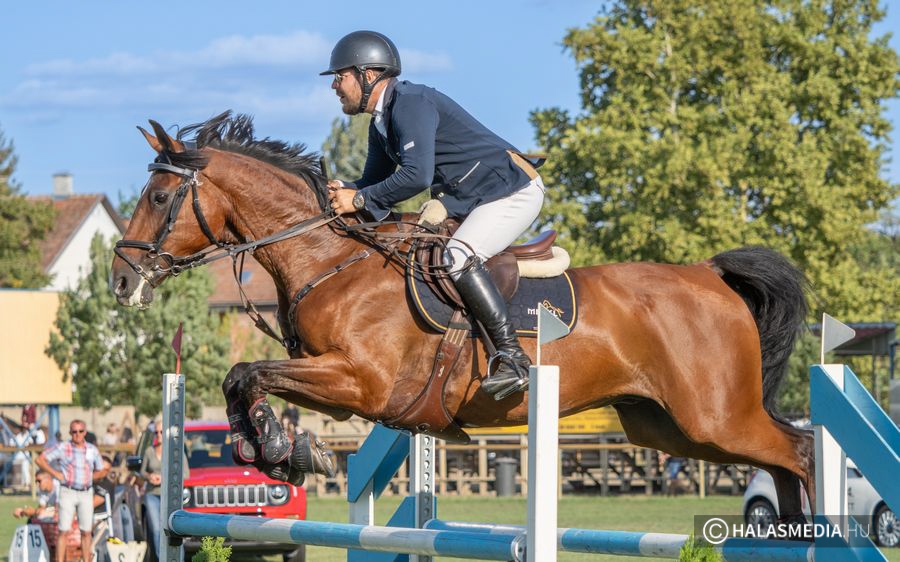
top-left (468, 407), bottom-right (623, 435)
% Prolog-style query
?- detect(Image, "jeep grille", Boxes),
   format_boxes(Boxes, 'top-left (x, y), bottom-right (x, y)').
top-left (192, 484), bottom-right (269, 507)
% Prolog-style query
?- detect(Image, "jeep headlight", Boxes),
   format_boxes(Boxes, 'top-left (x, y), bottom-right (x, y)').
top-left (268, 484), bottom-right (289, 505)
top-left (182, 488), bottom-right (191, 506)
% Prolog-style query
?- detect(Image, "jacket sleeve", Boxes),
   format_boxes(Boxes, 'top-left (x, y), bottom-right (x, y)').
top-left (348, 122), bottom-right (396, 190)
top-left (356, 94), bottom-right (438, 220)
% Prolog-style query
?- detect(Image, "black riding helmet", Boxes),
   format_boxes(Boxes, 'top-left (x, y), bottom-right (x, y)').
top-left (321, 31), bottom-right (401, 113)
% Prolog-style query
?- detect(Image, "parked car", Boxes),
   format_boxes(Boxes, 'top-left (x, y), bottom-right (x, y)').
top-left (125, 421), bottom-right (307, 562)
top-left (743, 461), bottom-right (897, 547)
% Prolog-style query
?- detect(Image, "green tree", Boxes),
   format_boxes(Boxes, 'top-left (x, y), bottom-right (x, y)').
top-left (321, 114), bottom-right (371, 180)
top-left (46, 234), bottom-right (230, 418)
top-left (0, 126), bottom-right (55, 287)
top-left (531, 0), bottom-right (899, 320)
top-left (321, 114), bottom-right (429, 212)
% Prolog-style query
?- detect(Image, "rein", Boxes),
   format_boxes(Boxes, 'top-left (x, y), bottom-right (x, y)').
top-left (117, 154), bottom-right (468, 351)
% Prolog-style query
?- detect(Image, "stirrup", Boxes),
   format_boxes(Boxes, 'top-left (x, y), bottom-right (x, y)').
top-left (484, 351), bottom-right (530, 400)
top-left (487, 350), bottom-right (530, 378)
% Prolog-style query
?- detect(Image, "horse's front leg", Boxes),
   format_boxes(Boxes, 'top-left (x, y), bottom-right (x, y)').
top-left (236, 353), bottom-right (377, 481)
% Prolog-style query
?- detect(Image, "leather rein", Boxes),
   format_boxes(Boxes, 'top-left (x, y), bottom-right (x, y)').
top-left (114, 155), bottom-right (461, 351)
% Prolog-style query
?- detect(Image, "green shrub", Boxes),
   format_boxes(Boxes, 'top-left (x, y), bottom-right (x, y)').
top-left (191, 536), bottom-right (232, 562)
top-left (679, 534), bottom-right (722, 562)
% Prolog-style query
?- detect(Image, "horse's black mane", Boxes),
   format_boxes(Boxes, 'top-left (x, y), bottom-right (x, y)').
top-left (163, 111), bottom-right (327, 203)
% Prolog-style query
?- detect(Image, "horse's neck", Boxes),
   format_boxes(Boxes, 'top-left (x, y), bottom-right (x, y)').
top-left (207, 157), bottom-right (357, 295)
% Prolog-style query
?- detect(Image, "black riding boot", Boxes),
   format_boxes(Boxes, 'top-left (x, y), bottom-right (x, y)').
top-left (454, 258), bottom-right (531, 400)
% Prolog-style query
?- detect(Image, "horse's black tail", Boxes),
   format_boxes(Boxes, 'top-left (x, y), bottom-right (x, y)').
top-left (710, 246), bottom-right (809, 422)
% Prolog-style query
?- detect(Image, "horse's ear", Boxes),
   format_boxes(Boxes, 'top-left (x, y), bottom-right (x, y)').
top-left (137, 125), bottom-right (163, 153)
top-left (147, 120), bottom-right (186, 153)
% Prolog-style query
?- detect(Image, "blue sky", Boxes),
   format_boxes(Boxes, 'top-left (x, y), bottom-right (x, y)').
top-left (2, 1), bottom-right (898, 207)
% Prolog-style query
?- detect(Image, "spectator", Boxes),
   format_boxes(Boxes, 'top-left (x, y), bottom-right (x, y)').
top-left (101, 424), bottom-right (119, 447)
top-left (12, 470), bottom-right (59, 521)
top-left (140, 419), bottom-right (189, 558)
top-left (93, 456), bottom-right (116, 513)
top-left (12, 411), bottom-right (47, 487)
top-left (282, 405), bottom-right (300, 428)
top-left (36, 420), bottom-right (108, 562)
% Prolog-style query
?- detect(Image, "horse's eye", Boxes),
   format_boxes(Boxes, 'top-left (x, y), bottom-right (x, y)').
top-left (152, 191), bottom-right (169, 205)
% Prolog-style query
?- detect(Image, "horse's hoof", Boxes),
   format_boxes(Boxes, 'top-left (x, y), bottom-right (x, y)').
top-left (258, 460), bottom-right (290, 482)
top-left (290, 432), bottom-right (336, 478)
top-left (287, 465), bottom-right (306, 487)
top-left (248, 398), bottom-right (292, 464)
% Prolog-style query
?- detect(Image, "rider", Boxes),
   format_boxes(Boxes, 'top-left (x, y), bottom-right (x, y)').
top-left (324, 30), bottom-right (545, 400)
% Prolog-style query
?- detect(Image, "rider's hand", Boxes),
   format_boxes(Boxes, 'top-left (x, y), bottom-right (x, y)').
top-left (149, 473), bottom-right (162, 486)
top-left (328, 184), bottom-right (358, 216)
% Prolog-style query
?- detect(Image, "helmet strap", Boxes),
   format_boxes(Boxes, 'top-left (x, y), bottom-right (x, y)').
top-left (357, 68), bottom-right (391, 114)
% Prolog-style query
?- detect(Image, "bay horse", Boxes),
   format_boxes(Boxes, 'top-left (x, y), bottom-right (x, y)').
top-left (111, 112), bottom-right (814, 521)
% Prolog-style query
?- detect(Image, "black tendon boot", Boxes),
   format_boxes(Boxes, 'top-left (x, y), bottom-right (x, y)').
top-left (453, 258), bottom-right (531, 400)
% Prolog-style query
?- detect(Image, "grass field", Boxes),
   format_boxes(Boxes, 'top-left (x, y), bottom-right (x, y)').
top-left (1, 493), bottom-right (896, 561)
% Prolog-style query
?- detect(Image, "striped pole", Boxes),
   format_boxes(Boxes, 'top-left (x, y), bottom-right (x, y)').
top-left (168, 511), bottom-right (523, 561)
top-left (424, 520), bottom-right (813, 562)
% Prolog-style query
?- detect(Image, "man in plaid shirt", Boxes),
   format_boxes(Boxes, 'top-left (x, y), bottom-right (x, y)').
top-left (37, 419), bottom-right (108, 562)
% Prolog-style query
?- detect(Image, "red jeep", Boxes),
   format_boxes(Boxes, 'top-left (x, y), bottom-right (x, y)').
top-left (125, 420), bottom-right (307, 562)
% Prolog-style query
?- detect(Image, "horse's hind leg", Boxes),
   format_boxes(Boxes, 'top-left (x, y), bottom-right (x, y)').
top-left (616, 399), bottom-right (814, 521)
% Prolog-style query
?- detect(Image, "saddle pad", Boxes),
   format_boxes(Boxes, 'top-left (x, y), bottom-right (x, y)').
top-left (407, 265), bottom-right (578, 337)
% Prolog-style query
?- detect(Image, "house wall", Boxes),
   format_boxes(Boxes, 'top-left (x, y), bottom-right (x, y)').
top-left (46, 203), bottom-right (122, 291)
top-left (0, 290), bottom-right (72, 404)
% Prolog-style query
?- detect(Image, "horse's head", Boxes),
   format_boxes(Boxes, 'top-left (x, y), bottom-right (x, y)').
top-left (111, 120), bottom-right (227, 308)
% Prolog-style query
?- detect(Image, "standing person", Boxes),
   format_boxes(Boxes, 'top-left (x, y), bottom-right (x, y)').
top-left (140, 420), bottom-right (189, 560)
top-left (324, 31), bottom-right (545, 400)
top-left (36, 420), bottom-right (108, 562)
top-left (100, 424), bottom-right (119, 447)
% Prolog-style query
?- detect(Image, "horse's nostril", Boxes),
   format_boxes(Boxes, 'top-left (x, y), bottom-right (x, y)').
top-left (114, 275), bottom-right (129, 297)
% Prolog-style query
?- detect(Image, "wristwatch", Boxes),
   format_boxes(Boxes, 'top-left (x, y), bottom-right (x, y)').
top-left (352, 191), bottom-right (366, 211)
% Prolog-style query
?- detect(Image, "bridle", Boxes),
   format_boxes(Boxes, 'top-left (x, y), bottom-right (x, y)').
top-left (114, 153), bottom-right (338, 287)
top-left (114, 146), bottom-right (466, 351)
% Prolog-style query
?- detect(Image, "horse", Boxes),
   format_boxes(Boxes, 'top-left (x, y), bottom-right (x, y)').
top-left (111, 112), bottom-right (814, 522)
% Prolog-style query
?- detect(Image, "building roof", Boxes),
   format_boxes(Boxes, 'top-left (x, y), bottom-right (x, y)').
top-left (207, 255), bottom-right (278, 309)
top-left (30, 194), bottom-right (126, 270)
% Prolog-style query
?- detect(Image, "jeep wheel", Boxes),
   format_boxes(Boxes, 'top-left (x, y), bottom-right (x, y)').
top-left (284, 545), bottom-right (306, 562)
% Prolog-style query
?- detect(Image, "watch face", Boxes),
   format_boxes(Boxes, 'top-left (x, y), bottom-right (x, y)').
top-left (352, 191), bottom-right (365, 210)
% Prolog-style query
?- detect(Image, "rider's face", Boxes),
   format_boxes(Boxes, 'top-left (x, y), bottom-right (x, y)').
top-left (331, 68), bottom-right (361, 115)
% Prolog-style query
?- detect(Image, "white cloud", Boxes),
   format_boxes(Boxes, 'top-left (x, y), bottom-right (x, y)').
top-left (2, 30), bottom-right (453, 123)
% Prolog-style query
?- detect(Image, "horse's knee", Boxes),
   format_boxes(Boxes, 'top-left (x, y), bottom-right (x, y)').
top-left (222, 363), bottom-right (251, 395)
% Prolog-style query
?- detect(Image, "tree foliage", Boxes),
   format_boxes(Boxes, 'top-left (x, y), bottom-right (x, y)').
top-left (531, 0), bottom-right (899, 320)
top-left (0, 126), bottom-right (55, 288)
top-left (46, 234), bottom-right (231, 418)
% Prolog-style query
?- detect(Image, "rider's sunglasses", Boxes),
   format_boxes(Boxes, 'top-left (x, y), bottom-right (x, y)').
top-left (331, 70), bottom-right (355, 85)
top-left (70, 429), bottom-right (86, 434)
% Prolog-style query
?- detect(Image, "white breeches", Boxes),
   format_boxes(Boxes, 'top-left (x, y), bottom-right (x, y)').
top-left (446, 177), bottom-right (545, 279)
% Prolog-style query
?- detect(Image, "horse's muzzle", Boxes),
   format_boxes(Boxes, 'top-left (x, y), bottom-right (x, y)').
top-left (111, 258), bottom-right (156, 308)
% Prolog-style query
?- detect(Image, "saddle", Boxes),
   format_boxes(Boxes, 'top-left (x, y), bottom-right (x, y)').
top-left (413, 220), bottom-right (560, 309)
top-left (382, 211), bottom-right (573, 444)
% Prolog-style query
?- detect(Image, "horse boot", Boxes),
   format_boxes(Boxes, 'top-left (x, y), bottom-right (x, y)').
top-left (453, 257), bottom-right (531, 400)
top-left (247, 398), bottom-right (293, 465)
top-left (223, 376), bottom-right (258, 465)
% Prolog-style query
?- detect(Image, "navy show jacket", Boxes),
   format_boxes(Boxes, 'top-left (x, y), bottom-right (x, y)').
top-left (348, 79), bottom-right (534, 220)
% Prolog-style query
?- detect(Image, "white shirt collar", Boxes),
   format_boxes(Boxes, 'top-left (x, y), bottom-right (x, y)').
top-left (372, 84), bottom-right (387, 137)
